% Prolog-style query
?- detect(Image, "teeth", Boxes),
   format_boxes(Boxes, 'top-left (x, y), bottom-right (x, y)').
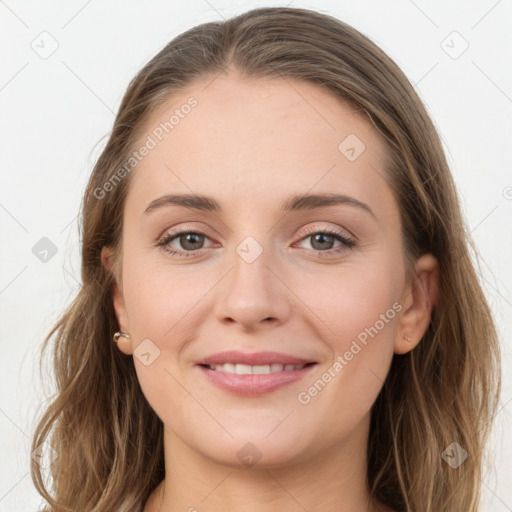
top-left (208, 363), bottom-right (306, 374)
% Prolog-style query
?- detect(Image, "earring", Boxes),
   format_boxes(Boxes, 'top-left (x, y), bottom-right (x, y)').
top-left (404, 333), bottom-right (412, 342)
top-left (113, 332), bottom-right (131, 343)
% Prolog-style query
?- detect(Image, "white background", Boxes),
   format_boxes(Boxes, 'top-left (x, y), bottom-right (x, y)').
top-left (0, 0), bottom-right (511, 510)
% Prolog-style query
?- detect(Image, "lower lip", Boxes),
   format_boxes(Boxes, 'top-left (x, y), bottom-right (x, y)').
top-left (197, 364), bottom-right (317, 396)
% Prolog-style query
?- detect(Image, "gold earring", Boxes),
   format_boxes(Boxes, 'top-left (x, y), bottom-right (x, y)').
top-left (113, 332), bottom-right (131, 343)
top-left (404, 333), bottom-right (412, 342)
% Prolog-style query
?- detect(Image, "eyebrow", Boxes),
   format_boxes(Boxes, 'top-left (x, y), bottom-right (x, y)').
top-left (143, 193), bottom-right (376, 219)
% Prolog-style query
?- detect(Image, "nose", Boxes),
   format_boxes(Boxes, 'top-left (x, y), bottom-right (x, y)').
top-left (214, 243), bottom-right (292, 330)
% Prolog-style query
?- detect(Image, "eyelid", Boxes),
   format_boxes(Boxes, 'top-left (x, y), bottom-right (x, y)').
top-left (296, 223), bottom-right (355, 241)
top-left (157, 223), bottom-right (353, 242)
top-left (157, 222), bottom-right (216, 240)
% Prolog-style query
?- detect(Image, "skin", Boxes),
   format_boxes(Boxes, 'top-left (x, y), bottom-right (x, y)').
top-left (102, 71), bottom-right (438, 512)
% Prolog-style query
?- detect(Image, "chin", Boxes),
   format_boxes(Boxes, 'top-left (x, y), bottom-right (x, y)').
top-left (189, 426), bottom-right (311, 470)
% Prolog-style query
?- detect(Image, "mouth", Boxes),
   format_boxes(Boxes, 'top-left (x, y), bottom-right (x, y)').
top-left (199, 362), bottom-right (316, 374)
top-left (195, 351), bottom-right (318, 396)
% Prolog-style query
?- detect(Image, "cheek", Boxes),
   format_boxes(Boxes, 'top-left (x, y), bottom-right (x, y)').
top-left (121, 251), bottom-right (212, 339)
top-left (293, 259), bottom-right (402, 345)
top-left (120, 255), bottom-right (206, 425)
top-left (290, 259), bottom-right (401, 405)
top-left (289, 281), bottom-right (398, 449)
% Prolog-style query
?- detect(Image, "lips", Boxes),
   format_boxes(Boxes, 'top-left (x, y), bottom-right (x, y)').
top-left (195, 351), bottom-right (317, 396)
top-left (196, 350), bottom-right (315, 367)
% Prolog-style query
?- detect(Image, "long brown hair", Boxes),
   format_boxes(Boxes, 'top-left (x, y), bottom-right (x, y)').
top-left (30, 7), bottom-right (501, 511)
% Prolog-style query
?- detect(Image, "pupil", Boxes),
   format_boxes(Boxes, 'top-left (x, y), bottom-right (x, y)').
top-left (312, 233), bottom-right (333, 250)
top-left (181, 233), bottom-right (204, 250)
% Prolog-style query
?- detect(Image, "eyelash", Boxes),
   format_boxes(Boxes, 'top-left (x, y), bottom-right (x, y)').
top-left (157, 226), bottom-right (356, 258)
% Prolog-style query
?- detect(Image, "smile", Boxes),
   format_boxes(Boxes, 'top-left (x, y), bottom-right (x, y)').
top-left (202, 363), bottom-right (310, 374)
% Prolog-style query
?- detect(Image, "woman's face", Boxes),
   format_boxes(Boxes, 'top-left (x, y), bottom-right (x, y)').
top-left (106, 72), bottom-right (437, 468)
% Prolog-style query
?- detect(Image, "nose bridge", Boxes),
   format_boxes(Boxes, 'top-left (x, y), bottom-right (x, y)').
top-left (214, 232), bottom-right (291, 327)
top-left (232, 234), bottom-right (272, 294)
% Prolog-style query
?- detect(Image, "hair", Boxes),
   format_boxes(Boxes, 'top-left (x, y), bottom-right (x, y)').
top-left (30, 6), bottom-right (501, 512)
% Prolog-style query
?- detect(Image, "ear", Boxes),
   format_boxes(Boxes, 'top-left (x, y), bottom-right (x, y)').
top-left (394, 253), bottom-right (439, 355)
top-left (101, 246), bottom-right (133, 355)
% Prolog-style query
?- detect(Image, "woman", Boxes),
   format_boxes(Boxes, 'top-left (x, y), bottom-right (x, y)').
top-left (30, 6), bottom-right (501, 511)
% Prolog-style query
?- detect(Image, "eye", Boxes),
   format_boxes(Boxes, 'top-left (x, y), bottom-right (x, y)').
top-left (157, 230), bottom-right (215, 256)
top-left (156, 225), bottom-right (356, 258)
top-left (296, 226), bottom-right (356, 254)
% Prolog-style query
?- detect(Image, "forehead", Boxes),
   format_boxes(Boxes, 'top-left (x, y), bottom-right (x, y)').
top-left (126, 73), bottom-right (394, 216)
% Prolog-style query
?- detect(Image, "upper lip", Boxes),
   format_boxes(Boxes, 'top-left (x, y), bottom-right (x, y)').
top-left (196, 351), bottom-right (316, 366)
